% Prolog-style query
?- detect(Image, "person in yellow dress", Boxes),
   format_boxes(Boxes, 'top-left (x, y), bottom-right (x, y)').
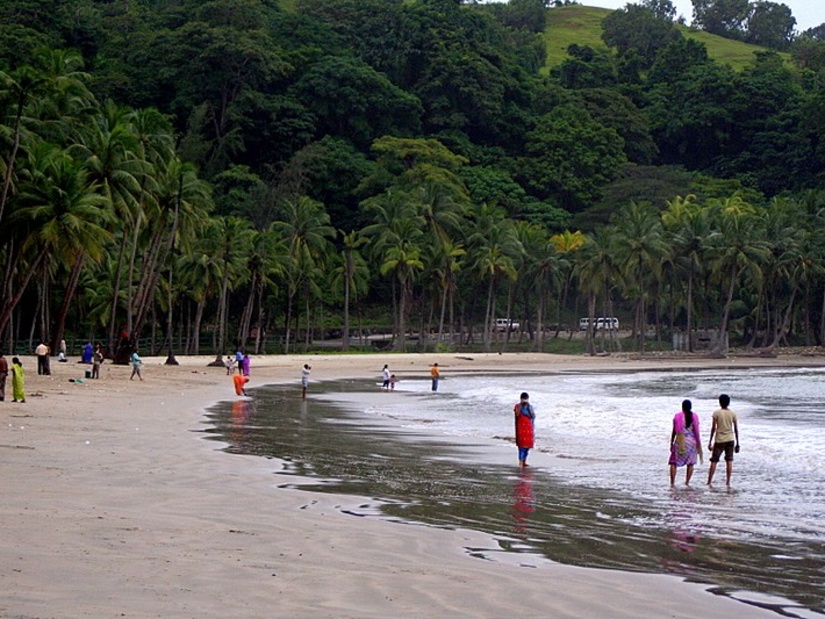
top-left (11, 357), bottom-right (25, 403)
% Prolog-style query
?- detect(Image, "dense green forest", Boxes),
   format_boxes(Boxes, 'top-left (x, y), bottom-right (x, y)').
top-left (2, 0), bottom-right (825, 359)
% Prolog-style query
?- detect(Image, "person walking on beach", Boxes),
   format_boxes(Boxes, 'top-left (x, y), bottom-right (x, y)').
top-left (301, 364), bottom-right (311, 399)
top-left (130, 349), bottom-right (143, 381)
top-left (669, 399), bottom-right (702, 486)
top-left (35, 340), bottom-right (50, 375)
top-left (11, 357), bottom-right (25, 402)
top-left (430, 362), bottom-right (441, 391)
top-left (242, 353), bottom-right (251, 377)
top-left (0, 351), bottom-right (8, 401)
top-left (707, 394), bottom-right (739, 487)
top-left (514, 392), bottom-right (536, 467)
top-left (382, 364), bottom-right (390, 389)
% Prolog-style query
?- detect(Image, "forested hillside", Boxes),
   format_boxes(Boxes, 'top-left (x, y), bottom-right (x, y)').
top-left (2, 0), bottom-right (825, 359)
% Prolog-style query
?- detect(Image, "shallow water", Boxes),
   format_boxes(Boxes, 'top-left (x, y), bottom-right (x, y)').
top-left (206, 367), bottom-right (825, 616)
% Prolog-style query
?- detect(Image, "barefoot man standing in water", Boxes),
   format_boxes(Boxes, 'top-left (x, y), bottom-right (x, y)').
top-left (707, 393), bottom-right (740, 487)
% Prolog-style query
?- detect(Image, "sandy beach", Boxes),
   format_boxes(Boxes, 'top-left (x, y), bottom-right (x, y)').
top-left (2, 351), bottom-right (818, 618)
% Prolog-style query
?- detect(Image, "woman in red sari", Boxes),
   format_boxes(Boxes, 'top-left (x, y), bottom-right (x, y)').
top-left (514, 392), bottom-right (536, 467)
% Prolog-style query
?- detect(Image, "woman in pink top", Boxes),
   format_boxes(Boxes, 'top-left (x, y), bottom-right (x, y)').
top-left (669, 399), bottom-right (702, 486)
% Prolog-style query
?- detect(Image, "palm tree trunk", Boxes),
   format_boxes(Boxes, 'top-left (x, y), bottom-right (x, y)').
top-left (0, 248), bottom-right (48, 339)
top-left (52, 254), bottom-right (86, 352)
top-left (108, 232), bottom-right (129, 352)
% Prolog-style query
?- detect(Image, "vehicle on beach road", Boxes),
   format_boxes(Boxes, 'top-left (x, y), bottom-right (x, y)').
top-left (495, 318), bottom-right (519, 332)
top-left (579, 317), bottom-right (620, 331)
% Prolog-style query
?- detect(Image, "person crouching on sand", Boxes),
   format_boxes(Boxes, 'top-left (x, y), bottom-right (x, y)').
top-left (233, 373), bottom-right (249, 396)
top-left (514, 392), bottom-right (535, 467)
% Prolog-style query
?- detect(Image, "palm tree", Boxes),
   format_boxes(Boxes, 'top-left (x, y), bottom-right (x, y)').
top-left (362, 189), bottom-right (424, 348)
top-left (611, 201), bottom-right (668, 355)
top-left (70, 99), bottom-right (148, 351)
top-left (518, 222), bottom-right (566, 350)
top-left (551, 230), bottom-right (586, 337)
top-left (574, 229), bottom-right (619, 355)
top-left (272, 196), bottom-right (335, 353)
top-left (705, 195), bottom-right (771, 355)
top-left (662, 195), bottom-right (712, 352)
top-left (6, 144), bottom-right (110, 347)
top-left (335, 230), bottom-right (369, 351)
top-left (466, 203), bottom-right (521, 352)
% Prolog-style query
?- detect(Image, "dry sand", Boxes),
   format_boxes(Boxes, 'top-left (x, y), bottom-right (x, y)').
top-left (2, 351), bottom-right (819, 618)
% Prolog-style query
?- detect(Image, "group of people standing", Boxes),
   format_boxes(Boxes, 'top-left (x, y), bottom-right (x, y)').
top-left (669, 394), bottom-right (740, 487)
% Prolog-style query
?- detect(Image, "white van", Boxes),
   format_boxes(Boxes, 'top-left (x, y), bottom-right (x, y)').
top-left (579, 317), bottom-right (619, 331)
top-left (495, 318), bottom-right (519, 332)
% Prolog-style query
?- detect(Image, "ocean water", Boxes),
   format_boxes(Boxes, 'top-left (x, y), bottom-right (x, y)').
top-left (207, 366), bottom-right (825, 615)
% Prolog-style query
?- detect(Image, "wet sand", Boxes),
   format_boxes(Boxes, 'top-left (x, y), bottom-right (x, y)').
top-left (2, 351), bottom-right (817, 618)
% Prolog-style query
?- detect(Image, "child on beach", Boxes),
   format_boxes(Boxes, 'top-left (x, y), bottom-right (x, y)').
top-left (225, 356), bottom-right (236, 375)
top-left (11, 357), bottom-right (25, 402)
top-left (430, 363), bottom-right (440, 391)
top-left (389, 374), bottom-right (398, 390)
top-left (130, 350), bottom-right (143, 381)
top-left (301, 364), bottom-right (311, 399)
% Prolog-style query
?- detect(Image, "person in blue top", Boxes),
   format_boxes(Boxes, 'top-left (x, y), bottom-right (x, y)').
top-left (82, 341), bottom-right (94, 364)
top-left (235, 348), bottom-right (244, 375)
top-left (130, 349), bottom-right (143, 381)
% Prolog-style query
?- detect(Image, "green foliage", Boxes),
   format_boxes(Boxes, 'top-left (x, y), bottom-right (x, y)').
top-left (601, 3), bottom-right (682, 69)
top-left (522, 103), bottom-right (627, 210)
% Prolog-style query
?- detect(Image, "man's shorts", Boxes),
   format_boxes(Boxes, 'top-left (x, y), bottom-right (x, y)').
top-left (710, 441), bottom-right (736, 462)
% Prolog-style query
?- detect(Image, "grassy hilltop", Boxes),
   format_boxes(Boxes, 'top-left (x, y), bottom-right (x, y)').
top-left (544, 5), bottom-right (785, 72)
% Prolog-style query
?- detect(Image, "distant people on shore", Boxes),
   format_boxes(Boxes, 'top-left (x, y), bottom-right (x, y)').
top-left (35, 341), bottom-right (50, 375)
top-left (513, 392), bottom-right (535, 467)
top-left (11, 357), bottom-right (25, 402)
top-left (669, 399), bottom-right (702, 486)
top-left (389, 374), bottom-right (398, 390)
top-left (0, 351), bottom-right (8, 401)
top-left (707, 394), bottom-right (740, 487)
top-left (242, 353), bottom-right (251, 377)
top-left (430, 363), bottom-right (440, 391)
top-left (301, 364), bottom-right (311, 399)
top-left (382, 364), bottom-right (390, 389)
top-left (225, 355), bottom-right (236, 375)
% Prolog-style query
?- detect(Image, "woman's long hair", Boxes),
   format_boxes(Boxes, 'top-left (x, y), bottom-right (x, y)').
top-left (682, 399), bottom-right (694, 428)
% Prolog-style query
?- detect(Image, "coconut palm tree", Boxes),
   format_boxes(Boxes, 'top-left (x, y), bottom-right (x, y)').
top-left (272, 196), bottom-right (335, 353)
top-left (705, 195), bottom-right (771, 355)
top-left (466, 203), bottom-right (521, 352)
top-left (611, 201), bottom-right (668, 355)
top-left (6, 144), bottom-right (110, 347)
top-left (574, 229), bottom-right (620, 355)
top-left (334, 230), bottom-right (370, 351)
top-left (662, 195), bottom-right (713, 352)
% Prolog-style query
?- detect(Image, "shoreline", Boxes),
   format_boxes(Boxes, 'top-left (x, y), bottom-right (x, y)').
top-left (2, 351), bottom-right (817, 617)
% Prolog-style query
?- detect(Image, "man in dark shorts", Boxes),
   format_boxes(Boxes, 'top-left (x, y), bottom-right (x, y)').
top-left (707, 393), bottom-right (740, 487)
